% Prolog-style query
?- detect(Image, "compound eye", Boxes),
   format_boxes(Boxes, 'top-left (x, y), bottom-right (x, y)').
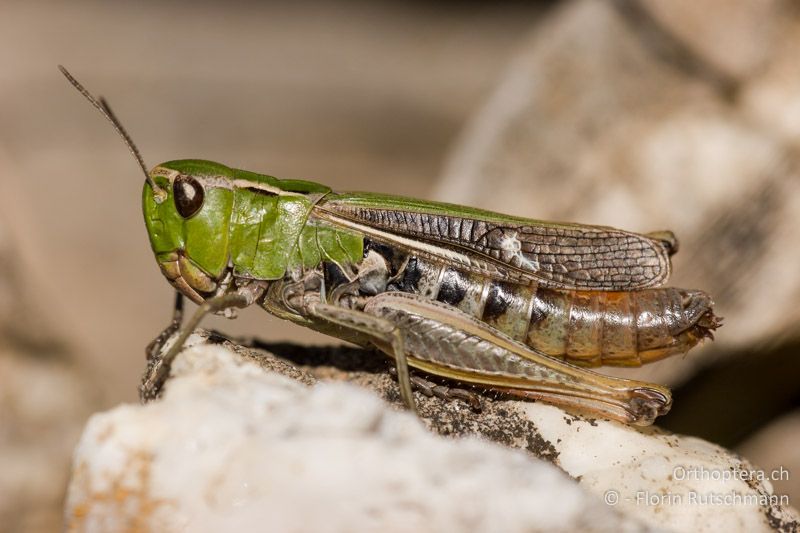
top-left (173, 175), bottom-right (205, 218)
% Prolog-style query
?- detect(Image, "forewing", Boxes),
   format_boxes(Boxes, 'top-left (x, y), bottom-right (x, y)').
top-left (316, 193), bottom-right (673, 290)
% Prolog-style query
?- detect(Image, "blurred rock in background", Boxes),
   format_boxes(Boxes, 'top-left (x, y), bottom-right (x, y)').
top-left (0, 154), bottom-right (99, 533)
top-left (740, 411), bottom-right (800, 515)
top-left (435, 0), bottom-right (800, 483)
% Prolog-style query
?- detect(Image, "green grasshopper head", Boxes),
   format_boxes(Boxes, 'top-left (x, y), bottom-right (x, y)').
top-left (60, 66), bottom-right (340, 305)
top-left (143, 160), bottom-right (237, 304)
top-left (142, 159), bottom-right (335, 304)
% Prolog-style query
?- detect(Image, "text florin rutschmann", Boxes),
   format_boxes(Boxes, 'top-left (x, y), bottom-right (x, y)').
top-left (602, 466), bottom-right (792, 508)
top-left (673, 465), bottom-right (789, 483)
top-left (635, 490), bottom-right (789, 507)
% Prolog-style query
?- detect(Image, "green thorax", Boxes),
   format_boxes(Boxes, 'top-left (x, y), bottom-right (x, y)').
top-left (142, 159), bottom-right (363, 281)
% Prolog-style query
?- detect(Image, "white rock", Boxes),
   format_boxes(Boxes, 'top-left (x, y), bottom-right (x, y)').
top-left (66, 342), bottom-right (800, 531)
top-left (64, 344), bottom-right (644, 533)
top-left (522, 402), bottom-right (798, 532)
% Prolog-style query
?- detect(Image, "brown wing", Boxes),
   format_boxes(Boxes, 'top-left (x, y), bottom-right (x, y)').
top-left (316, 193), bottom-right (675, 290)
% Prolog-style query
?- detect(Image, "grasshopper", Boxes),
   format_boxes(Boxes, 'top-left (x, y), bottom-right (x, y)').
top-left (61, 67), bottom-right (720, 426)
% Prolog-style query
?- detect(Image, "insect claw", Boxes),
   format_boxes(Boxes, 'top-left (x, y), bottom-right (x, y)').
top-left (629, 387), bottom-right (672, 425)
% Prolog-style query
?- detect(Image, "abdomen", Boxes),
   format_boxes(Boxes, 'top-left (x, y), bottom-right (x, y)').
top-left (389, 256), bottom-right (718, 367)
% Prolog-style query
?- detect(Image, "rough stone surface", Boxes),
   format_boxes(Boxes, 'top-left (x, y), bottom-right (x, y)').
top-left (65, 339), bottom-right (647, 533)
top-left (65, 335), bottom-right (799, 532)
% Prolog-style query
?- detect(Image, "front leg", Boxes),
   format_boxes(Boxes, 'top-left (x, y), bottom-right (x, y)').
top-left (145, 292), bottom-right (184, 361)
top-left (140, 285), bottom-right (263, 402)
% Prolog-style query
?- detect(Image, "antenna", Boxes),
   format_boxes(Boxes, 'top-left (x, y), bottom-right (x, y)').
top-left (58, 65), bottom-right (165, 199)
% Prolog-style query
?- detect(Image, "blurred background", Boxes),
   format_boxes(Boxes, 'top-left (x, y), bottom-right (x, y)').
top-left (1, 0), bottom-right (799, 530)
